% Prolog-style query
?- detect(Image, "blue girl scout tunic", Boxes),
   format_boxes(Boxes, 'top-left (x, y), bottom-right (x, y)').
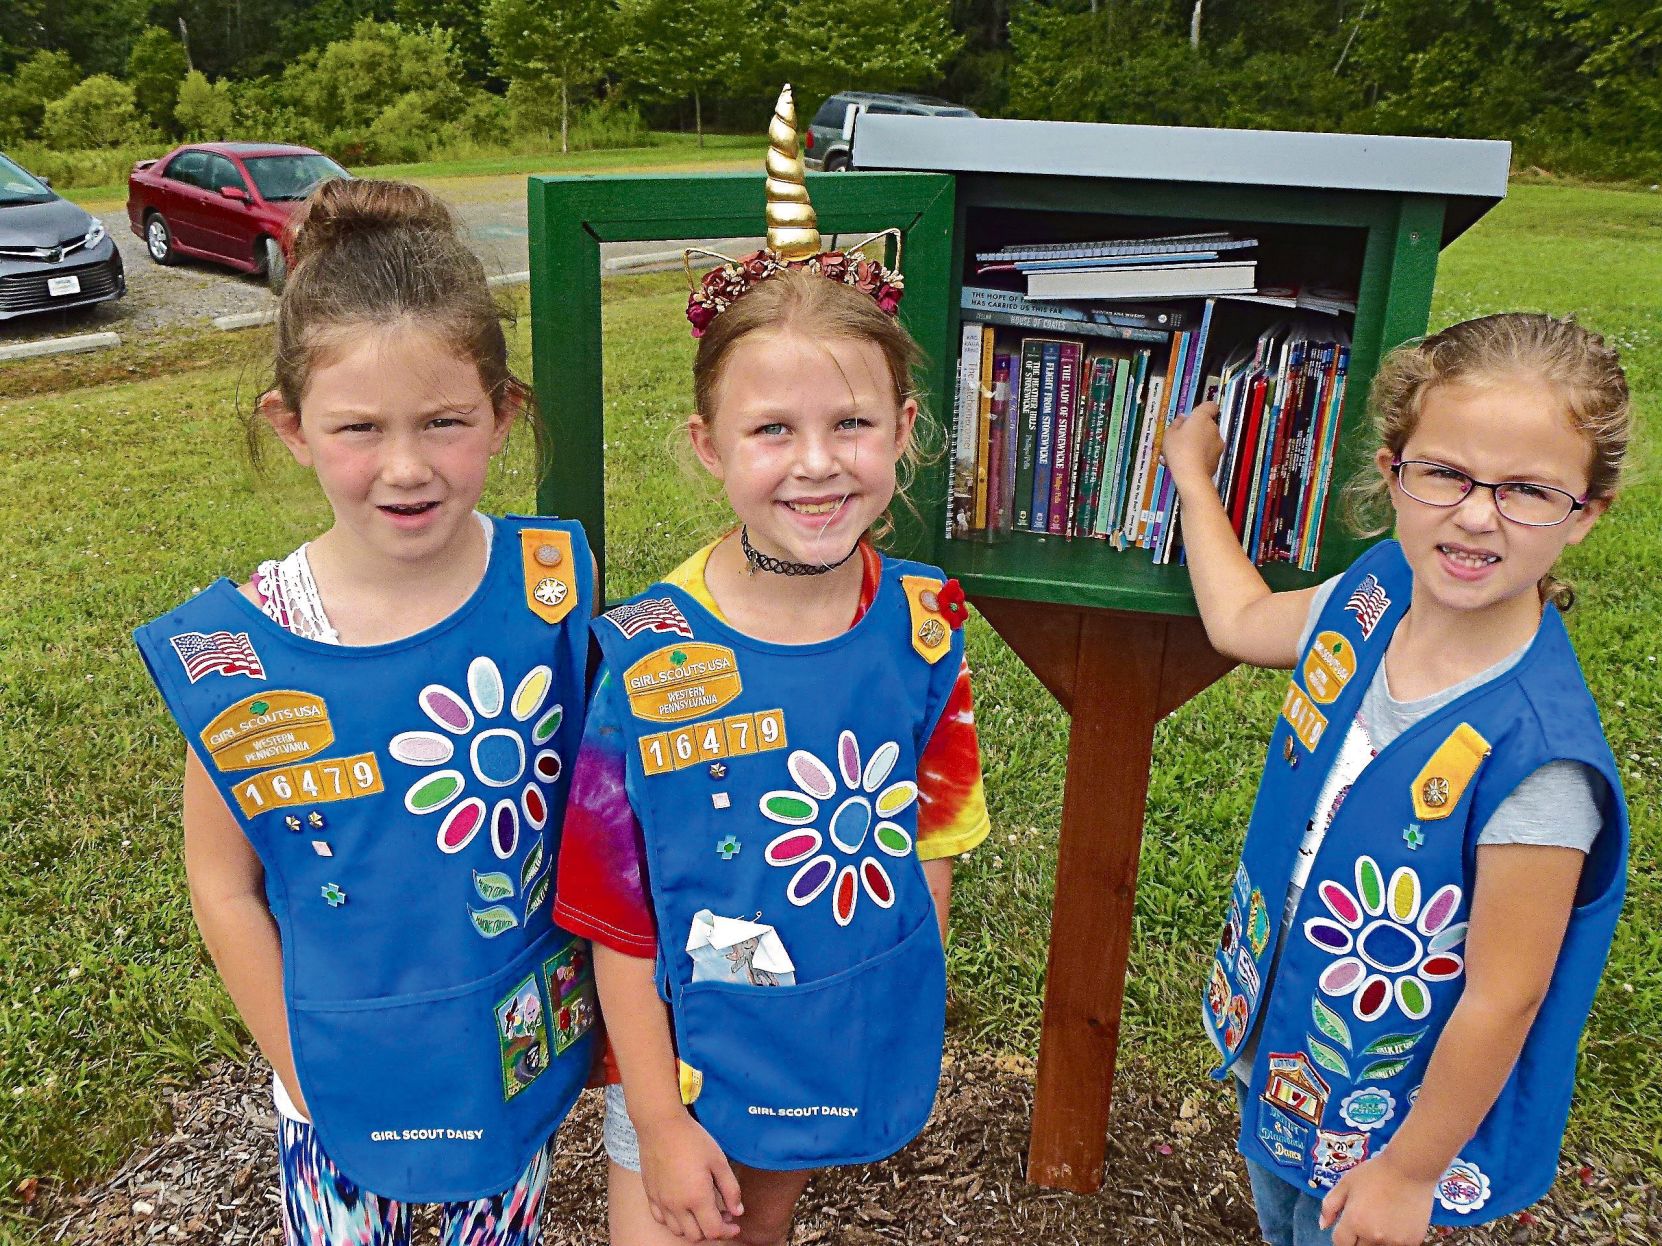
top-left (592, 555), bottom-right (964, 1171)
top-left (1205, 540), bottom-right (1627, 1225)
top-left (133, 517), bottom-right (598, 1203)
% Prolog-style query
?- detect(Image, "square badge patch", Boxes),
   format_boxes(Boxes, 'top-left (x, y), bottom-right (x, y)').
top-left (543, 938), bottom-right (598, 1056)
top-left (493, 973), bottom-right (550, 1101)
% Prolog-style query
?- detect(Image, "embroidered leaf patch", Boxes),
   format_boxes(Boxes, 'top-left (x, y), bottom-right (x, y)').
top-left (526, 871), bottom-right (551, 917)
top-left (1361, 1056), bottom-right (1413, 1082)
top-left (1312, 998), bottom-right (1353, 1051)
top-left (470, 905), bottom-right (519, 938)
top-left (520, 840), bottom-right (545, 891)
top-left (1308, 1035), bottom-right (1351, 1079)
top-left (473, 870), bottom-right (515, 902)
top-left (1363, 1029), bottom-right (1427, 1057)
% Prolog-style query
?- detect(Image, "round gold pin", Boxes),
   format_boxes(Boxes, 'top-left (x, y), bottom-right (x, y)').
top-left (1421, 776), bottom-right (1449, 808)
top-left (534, 543), bottom-right (563, 567)
top-left (917, 618), bottom-right (946, 647)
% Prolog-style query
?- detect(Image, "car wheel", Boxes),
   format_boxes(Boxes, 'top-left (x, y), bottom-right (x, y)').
top-left (825, 152), bottom-right (852, 173)
top-left (260, 238), bottom-right (287, 294)
top-left (145, 213), bottom-right (177, 265)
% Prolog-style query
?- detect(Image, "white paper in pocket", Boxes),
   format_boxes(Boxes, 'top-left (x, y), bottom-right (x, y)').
top-left (686, 909), bottom-right (797, 986)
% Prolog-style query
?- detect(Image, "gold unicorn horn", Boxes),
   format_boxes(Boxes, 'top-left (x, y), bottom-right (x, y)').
top-left (765, 84), bottom-right (821, 261)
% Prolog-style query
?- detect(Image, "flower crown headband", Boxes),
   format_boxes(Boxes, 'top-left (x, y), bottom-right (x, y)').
top-left (685, 84), bottom-right (904, 338)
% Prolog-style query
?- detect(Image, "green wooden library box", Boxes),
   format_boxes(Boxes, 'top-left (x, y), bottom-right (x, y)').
top-left (528, 116), bottom-right (1509, 612)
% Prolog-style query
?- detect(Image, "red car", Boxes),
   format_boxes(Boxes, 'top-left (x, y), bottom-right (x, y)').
top-left (127, 142), bottom-right (347, 291)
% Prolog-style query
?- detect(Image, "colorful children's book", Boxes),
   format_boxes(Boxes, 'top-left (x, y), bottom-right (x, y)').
top-left (1012, 340), bottom-right (1046, 531)
top-left (972, 326), bottom-right (995, 532)
top-left (1032, 341), bottom-right (1062, 533)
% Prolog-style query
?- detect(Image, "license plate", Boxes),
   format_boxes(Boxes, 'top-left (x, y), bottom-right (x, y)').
top-left (47, 275), bottom-right (81, 297)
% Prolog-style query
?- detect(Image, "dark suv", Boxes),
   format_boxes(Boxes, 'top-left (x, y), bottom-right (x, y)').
top-left (804, 93), bottom-right (977, 172)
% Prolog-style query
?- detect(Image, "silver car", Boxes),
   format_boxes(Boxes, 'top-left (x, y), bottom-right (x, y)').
top-left (0, 152), bottom-right (125, 322)
top-left (804, 93), bottom-right (977, 173)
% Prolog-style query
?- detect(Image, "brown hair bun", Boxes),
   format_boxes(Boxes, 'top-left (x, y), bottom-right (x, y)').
top-left (288, 178), bottom-right (456, 266)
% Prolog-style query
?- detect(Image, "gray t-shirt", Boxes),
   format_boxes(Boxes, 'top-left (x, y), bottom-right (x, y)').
top-left (1229, 579), bottom-right (1605, 1079)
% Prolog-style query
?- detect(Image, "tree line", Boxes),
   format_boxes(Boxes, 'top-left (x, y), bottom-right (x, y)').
top-left (1, 0), bottom-right (1657, 180)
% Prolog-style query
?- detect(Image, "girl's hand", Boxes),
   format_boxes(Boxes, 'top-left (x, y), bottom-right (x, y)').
top-left (1319, 1152), bottom-right (1436, 1246)
top-left (1160, 401), bottom-right (1226, 486)
top-left (637, 1111), bottom-right (744, 1240)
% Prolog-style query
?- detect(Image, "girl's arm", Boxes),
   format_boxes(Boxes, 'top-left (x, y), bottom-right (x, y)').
top-left (182, 751), bottom-right (306, 1117)
top-left (1161, 402), bottom-right (1321, 669)
top-left (1319, 842), bottom-right (1584, 1246)
top-left (924, 859), bottom-right (952, 943)
top-left (593, 944), bottom-right (744, 1241)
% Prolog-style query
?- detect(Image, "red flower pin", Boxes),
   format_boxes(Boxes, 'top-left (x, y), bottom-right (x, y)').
top-left (937, 578), bottom-right (967, 629)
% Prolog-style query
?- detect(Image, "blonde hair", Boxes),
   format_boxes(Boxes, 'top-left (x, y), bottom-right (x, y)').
top-left (1346, 313), bottom-right (1631, 609)
top-left (690, 268), bottom-right (934, 540)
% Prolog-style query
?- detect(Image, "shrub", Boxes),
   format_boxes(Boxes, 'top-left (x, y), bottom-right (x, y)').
top-left (40, 75), bottom-right (156, 151)
top-left (7, 140), bottom-right (173, 192)
top-left (126, 28), bottom-right (190, 135)
top-left (175, 71), bottom-right (235, 141)
top-left (567, 99), bottom-right (650, 150)
top-left (0, 51), bottom-right (81, 143)
top-left (282, 19), bottom-right (469, 132)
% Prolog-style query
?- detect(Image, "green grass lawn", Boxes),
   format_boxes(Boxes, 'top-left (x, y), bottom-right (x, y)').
top-left (0, 180), bottom-right (1656, 1219)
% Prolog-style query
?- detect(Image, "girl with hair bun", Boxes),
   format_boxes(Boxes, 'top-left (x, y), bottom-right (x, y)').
top-left (133, 178), bottom-right (598, 1244)
top-left (1162, 313), bottom-right (1632, 1246)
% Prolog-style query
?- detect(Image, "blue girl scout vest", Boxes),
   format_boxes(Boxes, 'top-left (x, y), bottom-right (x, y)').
top-left (1204, 540), bottom-right (1627, 1225)
top-left (132, 517), bottom-right (598, 1203)
top-left (592, 555), bottom-right (964, 1170)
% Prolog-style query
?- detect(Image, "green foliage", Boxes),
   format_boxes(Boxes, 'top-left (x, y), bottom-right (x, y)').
top-left (40, 73), bottom-right (155, 150)
top-left (567, 98), bottom-right (650, 149)
top-left (175, 70), bottom-right (236, 141)
top-left (617, 0), bottom-right (749, 140)
top-left (281, 17), bottom-right (467, 132)
top-left (0, 49), bottom-right (81, 143)
top-left (125, 26), bottom-right (190, 135)
top-left (484, 0), bottom-right (619, 150)
top-left (774, 0), bottom-right (964, 104)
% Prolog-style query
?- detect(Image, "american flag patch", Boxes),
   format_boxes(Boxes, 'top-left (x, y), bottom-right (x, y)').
top-left (1344, 575), bottom-right (1391, 639)
top-left (604, 597), bottom-right (693, 640)
top-left (169, 630), bottom-right (267, 683)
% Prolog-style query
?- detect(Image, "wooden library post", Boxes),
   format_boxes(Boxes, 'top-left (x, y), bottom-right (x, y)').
top-left (527, 116), bottom-right (1508, 1196)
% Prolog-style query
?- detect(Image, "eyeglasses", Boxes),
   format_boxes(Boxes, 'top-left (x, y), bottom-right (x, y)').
top-left (1391, 459), bottom-right (1588, 527)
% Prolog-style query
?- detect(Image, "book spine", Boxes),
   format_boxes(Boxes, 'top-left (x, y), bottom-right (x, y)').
top-left (961, 285), bottom-right (1188, 329)
top-left (1077, 357), bottom-right (1112, 536)
top-left (1013, 342), bottom-right (1045, 530)
top-left (947, 321), bottom-right (982, 540)
top-left (1098, 352), bottom-right (1137, 537)
top-left (987, 352), bottom-right (1013, 535)
top-left (1137, 331), bottom-right (1188, 544)
top-left (972, 326), bottom-right (995, 532)
top-left (1303, 347), bottom-right (1350, 571)
top-left (1048, 341), bottom-right (1080, 535)
top-left (1105, 353), bottom-right (1149, 543)
top-left (1064, 348), bottom-right (1092, 536)
top-left (1124, 373), bottom-right (1164, 547)
top-left (975, 232), bottom-right (1248, 262)
top-left (962, 308), bottom-right (1170, 342)
top-left (1033, 342), bottom-right (1061, 533)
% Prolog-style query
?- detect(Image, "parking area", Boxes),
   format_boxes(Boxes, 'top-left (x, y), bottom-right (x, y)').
top-left (1, 178), bottom-right (765, 350)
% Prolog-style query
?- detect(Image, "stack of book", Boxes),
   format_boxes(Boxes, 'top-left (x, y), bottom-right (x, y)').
top-left (948, 287), bottom-right (1351, 572)
top-left (1207, 323), bottom-right (1351, 571)
top-left (976, 232), bottom-right (1259, 301)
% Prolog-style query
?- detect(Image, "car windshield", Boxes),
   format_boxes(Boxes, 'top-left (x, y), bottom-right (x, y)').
top-left (0, 154), bottom-right (53, 205)
top-left (241, 153), bottom-right (348, 201)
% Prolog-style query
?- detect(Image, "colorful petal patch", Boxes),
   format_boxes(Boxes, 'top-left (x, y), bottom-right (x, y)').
top-left (1304, 918), bottom-right (1354, 955)
top-left (420, 685), bottom-right (474, 735)
top-left (1319, 957), bottom-right (1366, 996)
top-left (875, 780), bottom-right (918, 817)
top-left (837, 730), bottom-right (861, 789)
top-left (873, 821), bottom-right (913, 857)
top-left (468, 657), bottom-right (504, 719)
top-left (1319, 880), bottom-right (1363, 928)
top-left (760, 791), bottom-right (819, 825)
top-left (492, 799), bottom-right (520, 859)
top-left (532, 705), bottom-right (563, 746)
top-left (471, 728), bottom-right (526, 788)
top-left (861, 858), bottom-right (895, 908)
top-left (1388, 867), bottom-right (1419, 923)
top-left (765, 829), bottom-right (822, 867)
top-left (788, 855), bottom-right (836, 905)
top-left (829, 796), bottom-right (872, 853)
top-left (787, 750), bottom-right (836, 800)
top-left (1307, 862), bottom-right (1460, 1025)
top-left (533, 750), bottom-right (561, 784)
top-left (1418, 883), bottom-right (1462, 936)
top-left (1355, 857), bottom-right (1385, 915)
top-left (522, 782), bottom-right (547, 829)
top-left (832, 865), bottom-right (858, 926)
top-left (437, 797), bottom-right (486, 853)
top-left (1354, 974), bottom-right (1392, 1022)
top-left (511, 665), bottom-right (552, 722)
top-left (406, 769), bottom-right (465, 814)
top-left (389, 730), bottom-right (453, 766)
top-left (861, 741), bottom-right (899, 792)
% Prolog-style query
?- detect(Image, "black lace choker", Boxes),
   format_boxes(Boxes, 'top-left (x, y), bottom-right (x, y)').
top-left (740, 526), bottom-right (858, 577)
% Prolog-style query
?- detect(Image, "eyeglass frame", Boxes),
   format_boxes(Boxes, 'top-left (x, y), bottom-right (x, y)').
top-left (1389, 458), bottom-right (1590, 528)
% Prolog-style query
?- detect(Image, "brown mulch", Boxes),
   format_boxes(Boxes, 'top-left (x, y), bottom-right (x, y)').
top-left (24, 1049), bottom-right (1658, 1245)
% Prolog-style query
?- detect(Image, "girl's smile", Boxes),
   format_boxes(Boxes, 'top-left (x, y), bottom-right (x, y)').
top-left (691, 329), bottom-right (916, 570)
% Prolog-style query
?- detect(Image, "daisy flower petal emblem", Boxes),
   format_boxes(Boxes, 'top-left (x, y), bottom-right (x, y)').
top-left (762, 730), bottom-right (914, 926)
top-left (391, 657), bottom-right (563, 863)
top-left (1307, 857), bottom-right (1465, 1023)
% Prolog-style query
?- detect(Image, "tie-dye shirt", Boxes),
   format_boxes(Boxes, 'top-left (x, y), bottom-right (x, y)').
top-left (554, 537), bottom-right (990, 965)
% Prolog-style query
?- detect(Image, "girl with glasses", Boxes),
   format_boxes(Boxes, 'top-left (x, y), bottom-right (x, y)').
top-left (1160, 313), bottom-right (1632, 1246)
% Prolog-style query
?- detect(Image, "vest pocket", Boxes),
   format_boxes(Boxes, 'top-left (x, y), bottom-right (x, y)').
top-left (673, 912), bottom-right (947, 1170)
top-left (286, 928), bottom-right (588, 1203)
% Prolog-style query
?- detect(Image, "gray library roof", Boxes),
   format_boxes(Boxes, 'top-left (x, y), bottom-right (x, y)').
top-left (853, 116), bottom-right (1510, 243)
